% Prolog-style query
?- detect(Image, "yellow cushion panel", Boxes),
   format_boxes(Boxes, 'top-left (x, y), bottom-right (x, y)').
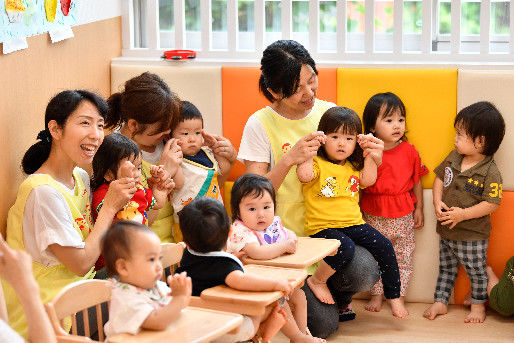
top-left (337, 68), bottom-right (458, 189)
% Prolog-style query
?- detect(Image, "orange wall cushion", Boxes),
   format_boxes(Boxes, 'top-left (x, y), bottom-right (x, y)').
top-left (337, 68), bottom-right (458, 189)
top-left (222, 67), bottom-right (338, 181)
top-left (453, 190), bottom-right (514, 304)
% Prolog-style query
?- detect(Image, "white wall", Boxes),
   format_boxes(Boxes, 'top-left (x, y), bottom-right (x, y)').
top-left (75, 0), bottom-right (122, 26)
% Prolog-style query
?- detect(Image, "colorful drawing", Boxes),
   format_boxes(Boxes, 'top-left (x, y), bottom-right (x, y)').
top-left (5, 0), bottom-right (26, 23)
top-left (45, 0), bottom-right (57, 22)
top-left (60, 0), bottom-right (71, 16)
top-left (23, 0), bottom-right (36, 26)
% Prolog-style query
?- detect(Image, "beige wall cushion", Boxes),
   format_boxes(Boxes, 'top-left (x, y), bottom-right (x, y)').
top-left (458, 70), bottom-right (514, 190)
top-left (111, 63), bottom-right (223, 135)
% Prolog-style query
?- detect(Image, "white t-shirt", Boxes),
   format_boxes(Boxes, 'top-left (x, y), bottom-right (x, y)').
top-left (105, 280), bottom-right (171, 338)
top-left (0, 319), bottom-right (24, 343)
top-left (141, 142), bottom-right (164, 165)
top-left (22, 168), bottom-right (90, 267)
top-left (237, 103), bottom-right (322, 170)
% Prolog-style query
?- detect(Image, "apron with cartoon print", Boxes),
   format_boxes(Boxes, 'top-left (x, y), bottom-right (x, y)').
top-left (256, 99), bottom-right (334, 236)
top-left (2, 169), bottom-right (95, 337)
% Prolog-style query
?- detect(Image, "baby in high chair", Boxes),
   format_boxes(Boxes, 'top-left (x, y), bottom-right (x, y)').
top-left (226, 173), bottom-right (324, 342)
top-left (102, 221), bottom-right (192, 338)
top-left (176, 197), bottom-right (322, 343)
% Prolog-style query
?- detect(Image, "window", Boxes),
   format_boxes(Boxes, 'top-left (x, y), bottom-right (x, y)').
top-left (127, 0), bottom-right (514, 63)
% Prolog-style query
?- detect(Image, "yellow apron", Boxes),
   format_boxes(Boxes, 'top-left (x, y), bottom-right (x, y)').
top-left (257, 99), bottom-right (335, 236)
top-left (141, 160), bottom-right (178, 243)
top-left (2, 169), bottom-right (95, 337)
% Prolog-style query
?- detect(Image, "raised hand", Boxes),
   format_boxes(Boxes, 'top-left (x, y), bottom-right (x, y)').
top-left (286, 131), bottom-right (326, 166)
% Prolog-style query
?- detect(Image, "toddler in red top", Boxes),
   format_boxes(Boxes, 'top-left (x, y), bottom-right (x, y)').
top-left (91, 133), bottom-right (175, 271)
top-left (361, 93), bottom-right (429, 313)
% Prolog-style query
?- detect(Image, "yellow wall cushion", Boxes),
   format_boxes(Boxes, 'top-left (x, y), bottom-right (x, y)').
top-left (457, 70), bottom-right (514, 190)
top-left (337, 68), bottom-right (458, 188)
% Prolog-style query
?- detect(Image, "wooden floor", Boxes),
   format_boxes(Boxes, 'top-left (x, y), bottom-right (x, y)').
top-left (273, 300), bottom-right (514, 342)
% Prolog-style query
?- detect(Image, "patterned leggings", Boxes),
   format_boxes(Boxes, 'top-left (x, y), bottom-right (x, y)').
top-left (364, 212), bottom-right (415, 297)
top-left (434, 237), bottom-right (488, 305)
top-left (311, 223), bottom-right (401, 299)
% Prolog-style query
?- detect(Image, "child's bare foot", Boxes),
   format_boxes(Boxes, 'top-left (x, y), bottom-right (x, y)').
top-left (388, 298), bottom-right (408, 318)
top-left (464, 303), bottom-right (486, 323)
top-left (291, 335), bottom-right (326, 343)
top-left (462, 291), bottom-right (471, 306)
top-left (258, 305), bottom-right (287, 342)
top-left (423, 302), bottom-right (448, 320)
top-left (365, 294), bottom-right (383, 312)
top-left (307, 277), bottom-right (335, 304)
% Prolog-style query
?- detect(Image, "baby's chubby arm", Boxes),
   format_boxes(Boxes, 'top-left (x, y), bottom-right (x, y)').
top-left (358, 134), bottom-right (384, 188)
top-left (141, 272), bottom-right (192, 331)
top-left (296, 157), bottom-right (315, 183)
top-left (225, 270), bottom-right (295, 296)
top-left (243, 238), bottom-right (297, 260)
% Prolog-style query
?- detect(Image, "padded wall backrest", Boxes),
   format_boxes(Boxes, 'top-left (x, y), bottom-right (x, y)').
top-left (457, 70), bottom-right (514, 190)
top-left (222, 67), bottom-right (338, 181)
top-left (111, 64), bottom-right (223, 135)
top-left (337, 68), bottom-right (458, 189)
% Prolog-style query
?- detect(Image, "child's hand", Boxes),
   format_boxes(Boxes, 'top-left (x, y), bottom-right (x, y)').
top-left (414, 207), bottom-right (424, 229)
top-left (286, 131), bottom-right (326, 166)
top-left (159, 138), bottom-right (183, 174)
top-left (233, 250), bottom-right (248, 261)
top-left (440, 206), bottom-right (467, 229)
top-left (434, 200), bottom-right (450, 219)
top-left (358, 134), bottom-right (384, 166)
top-left (119, 160), bottom-right (136, 180)
top-left (274, 278), bottom-right (296, 296)
top-left (283, 238), bottom-right (297, 254)
top-left (202, 131), bottom-right (237, 163)
top-left (168, 272), bottom-right (192, 303)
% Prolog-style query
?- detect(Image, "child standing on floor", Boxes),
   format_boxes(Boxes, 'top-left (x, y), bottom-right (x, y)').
top-left (360, 93), bottom-right (429, 312)
top-left (176, 197), bottom-right (299, 343)
top-left (424, 101), bottom-right (505, 323)
top-left (297, 107), bottom-right (408, 318)
top-left (170, 101), bottom-right (237, 217)
top-left (226, 174), bottom-right (325, 342)
top-left (102, 221), bottom-right (192, 338)
top-left (92, 133), bottom-right (175, 272)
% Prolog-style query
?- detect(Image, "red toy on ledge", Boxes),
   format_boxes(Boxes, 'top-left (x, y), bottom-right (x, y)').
top-left (162, 50), bottom-right (196, 60)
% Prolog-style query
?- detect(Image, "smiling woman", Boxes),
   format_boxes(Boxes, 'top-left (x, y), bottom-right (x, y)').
top-left (1, 90), bottom-right (136, 338)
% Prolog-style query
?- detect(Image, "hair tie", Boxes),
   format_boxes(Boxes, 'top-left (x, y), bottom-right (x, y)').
top-left (36, 129), bottom-right (51, 144)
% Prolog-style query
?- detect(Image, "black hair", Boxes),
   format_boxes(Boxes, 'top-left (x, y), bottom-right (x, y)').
top-left (179, 197), bottom-right (231, 253)
top-left (454, 101), bottom-right (505, 156)
top-left (101, 221), bottom-right (153, 277)
top-left (106, 72), bottom-right (182, 135)
top-left (363, 92), bottom-right (407, 141)
top-left (230, 174), bottom-right (276, 221)
top-left (259, 40), bottom-right (318, 102)
top-left (21, 90), bottom-right (109, 175)
top-left (317, 107), bottom-right (365, 171)
top-left (180, 100), bottom-right (203, 124)
top-left (91, 133), bottom-right (141, 191)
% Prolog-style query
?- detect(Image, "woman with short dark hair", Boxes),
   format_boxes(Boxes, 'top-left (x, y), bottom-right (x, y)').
top-left (238, 40), bottom-right (382, 338)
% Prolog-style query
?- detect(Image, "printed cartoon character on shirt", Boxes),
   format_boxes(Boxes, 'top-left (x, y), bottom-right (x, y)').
top-left (264, 220), bottom-right (281, 244)
top-left (318, 177), bottom-right (338, 197)
top-left (116, 201), bottom-right (145, 224)
top-left (345, 175), bottom-right (360, 197)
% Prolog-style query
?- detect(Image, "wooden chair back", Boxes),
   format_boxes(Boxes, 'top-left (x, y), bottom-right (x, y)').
top-left (45, 279), bottom-right (111, 342)
top-left (160, 242), bottom-right (185, 282)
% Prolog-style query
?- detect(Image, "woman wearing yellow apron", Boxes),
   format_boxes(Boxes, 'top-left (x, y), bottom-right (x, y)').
top-left (2, 90), bottom-right (136, 338)
top-left (238, 40), bottom-right (381, 339)
top-left (105, 72), bottom-right (183, 243)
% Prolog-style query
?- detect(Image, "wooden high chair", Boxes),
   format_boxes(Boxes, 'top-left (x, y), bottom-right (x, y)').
top-left (160, 243), bottom-right (308, 316)
top-left (45, 279), bottom-right (111, 342)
